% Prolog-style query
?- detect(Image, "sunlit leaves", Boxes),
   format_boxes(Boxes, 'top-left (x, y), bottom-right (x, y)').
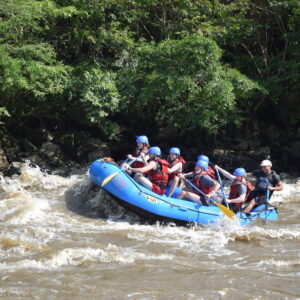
top-left (119, 34), bottom-right (261, 134)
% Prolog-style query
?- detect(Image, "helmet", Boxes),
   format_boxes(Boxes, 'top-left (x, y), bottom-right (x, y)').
top-left (197, 155), bottom-right (209, 163)
top-left (169, 147), bottom-right (180, 155)
top-left (233, 168), bottom-right (246, 177)
top-left (136, 135), bottom-right (149, 144)
top-left (148, 146), bottom-right (161, 156)
top-left (196, 160), bottom-right (208, 171)
top-left (260, 159), bottom-right (272, 167)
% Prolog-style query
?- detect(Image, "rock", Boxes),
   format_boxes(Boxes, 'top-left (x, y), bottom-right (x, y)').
top-left (75, 138), bottom-right (110, 163)
top-left (26, 154), bottom-right (49, 169)
top-left (4, 147), bottom-right (20, 163)
top-left (233, 139), bottom-right (249, 151)
top-left (40, 142), bottom-right (64, 160)
top-left (0, 146), bottom-right (9, 170)
top-left (40, 142), bottom-right (65, 167)
top-left (250, 146), bottom-right (270, 157)
top-left (21, 139), bottom-right (38, 153)
top-left (5, 161), bottom-right (23, 176)
top-left (22, 127), bottom-right (53, 148)
top-left (212, 148), bottom-right (227, 156)
top-left (55, 133), bottom-right (75, 158)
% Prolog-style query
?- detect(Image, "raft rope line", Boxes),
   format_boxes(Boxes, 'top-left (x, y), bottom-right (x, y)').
top-left (103, 159), bottom-right (222, 217)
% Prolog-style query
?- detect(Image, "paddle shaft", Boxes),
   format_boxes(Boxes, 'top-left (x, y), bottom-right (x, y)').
top-left (215, 169), bottom-right (229, 208)
top-left (182, 177), bottom-right (209, 206)
top-left (264, 188), bottom-right (270, 224)
top-left (182, 176), bottom-right (206, 197)
top-left (182, 176), bottom-right (235, 219)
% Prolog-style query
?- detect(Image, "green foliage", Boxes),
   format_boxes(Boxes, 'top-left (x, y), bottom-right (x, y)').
top-left (0, 0), bottom-right (299, 141)
top-left (0, 44), bottom-right (70, 98)
top-left (0, 0), bottom-right (71, 121)
top-left (119, 35), bottom-right (261, 134)
top-left (79, 68), bottom-right (121, 122)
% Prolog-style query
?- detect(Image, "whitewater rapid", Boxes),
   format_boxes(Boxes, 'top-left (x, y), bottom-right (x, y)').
top-left (0, 163), bottom-right (299, 299)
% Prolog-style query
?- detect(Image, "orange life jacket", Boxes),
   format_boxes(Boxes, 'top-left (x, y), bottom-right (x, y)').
top-left (168, 156), bottom-right (186, 181)
top-left (229, 180), bottom-right (253, 207)
top-left (207, 166), bottom-right (216, 179)
top-left (192, 171), bottom-right (213, 195)
top-left (148, 159), bottom-right (170, 191)
top-left (131, 146), bottom-right (148, 168)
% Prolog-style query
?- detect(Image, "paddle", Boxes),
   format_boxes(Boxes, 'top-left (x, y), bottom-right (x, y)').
top-left (264, 188), bottom-right (270, 224)
top-left (181, 177), bottom-right (235, 219)
top-left (101, 156), bottom-right (141, 187)
top-left (215, 169), bottom-right (229, 208)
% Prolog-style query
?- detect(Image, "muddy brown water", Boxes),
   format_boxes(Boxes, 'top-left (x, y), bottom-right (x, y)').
top-left (0, 165), bottom-right (299, 299)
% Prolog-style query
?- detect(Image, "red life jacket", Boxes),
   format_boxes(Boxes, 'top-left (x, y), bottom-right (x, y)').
top-left (207, 166), bottom-right (216, 179)
top-left (131, 146), bottom-right (148, 168)
top-left (148, 159), bottom-right (170, 191)
top-left (229, 180), bottom-right (254, 207)
top-left (192, 171), bottom-right (213, 195)
top-left (168, 156), bottom-right (186, 181)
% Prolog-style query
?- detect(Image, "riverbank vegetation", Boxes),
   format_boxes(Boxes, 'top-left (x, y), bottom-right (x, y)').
top-left (1, 0), bottom-right (300, 171)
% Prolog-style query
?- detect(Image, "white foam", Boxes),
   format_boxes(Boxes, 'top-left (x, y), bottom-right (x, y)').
top-left (257, 258), bottom-right (300, 268)
top-left (0, 244), bottom-right (174, 270)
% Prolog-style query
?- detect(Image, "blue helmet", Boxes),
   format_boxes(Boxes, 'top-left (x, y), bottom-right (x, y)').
top-left (196, 160), bottom-right (208, 171)
top-left (233, 168), bottom-right (246, 177)
top-left (148, 146), bottom-right (161, 156)
top-left (197, 155), bottom-right (209, 163)
top-left (169, 147), bottom-right (180, 155)
top-left (136, 135), bottom-right (149, 144)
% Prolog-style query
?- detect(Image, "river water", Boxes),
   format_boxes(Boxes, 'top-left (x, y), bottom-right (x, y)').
top-left (0, 163), bottom-right (299, 299)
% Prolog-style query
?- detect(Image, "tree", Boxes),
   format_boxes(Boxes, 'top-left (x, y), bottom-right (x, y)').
top-left (118, 35), bottom-right (261, 135)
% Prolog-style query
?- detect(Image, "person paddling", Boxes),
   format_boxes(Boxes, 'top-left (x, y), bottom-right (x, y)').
top-left (124, 146), bottom-right (169, 195)
top-left (178, 160), bottom-right (220, 206)
top-left (166, 147), bottom-right (186, 197)
top-left (124, 135), bottom-right (149, 175)
top-left (197, 155), bottom-right (216, 179)
top-left (243, 160), bottom-right (283, 213)
top-left (214, 166), bottom-right (253, 213)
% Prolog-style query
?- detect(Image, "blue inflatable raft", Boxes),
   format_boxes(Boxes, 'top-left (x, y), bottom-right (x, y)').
top-left (89, 159), bottom-right (278, 226)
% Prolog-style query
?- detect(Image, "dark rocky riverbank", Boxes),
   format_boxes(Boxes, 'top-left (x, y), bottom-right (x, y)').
top-left (1, 121), bottom-right (300, 177)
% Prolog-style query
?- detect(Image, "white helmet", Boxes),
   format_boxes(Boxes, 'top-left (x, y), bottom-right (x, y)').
top-left (260, 159), bottom-right (272, 167)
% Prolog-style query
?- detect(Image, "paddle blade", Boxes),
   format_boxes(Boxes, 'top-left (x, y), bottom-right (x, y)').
top-left (214, 202), bottom-right (235, 219)
top-left (101, 171), bottom-right (118, 187)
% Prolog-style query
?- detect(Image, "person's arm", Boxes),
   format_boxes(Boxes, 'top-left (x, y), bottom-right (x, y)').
top-left (206, 180), bottom-right (220, 198)
top-left (184, 171), bottom-right (194, 178)
top-left (127, 154), bottom-right (134, 160)
top-left (227, 195), bottom-right (246, 204)
top-left (214, 165), bottom-right (235, 181)
top-left (130, 161), bottom-right (155, 174)
top-left (269, 180), bottom-right (283, 191)
top-left (141, 152), bottom-right (149, 166)
top-left (227, 185), bottom-right (247, 204)
top-left (168, 162), bottom-right (182, 174)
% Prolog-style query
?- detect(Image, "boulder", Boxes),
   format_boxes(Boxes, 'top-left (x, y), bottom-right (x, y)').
top-left (5, 161), bottom-right (23, 176)
top-left (233, 139), bottom-right (249, 151)
top-left (0, 146), bottom-right (9, 171)
top-left (3, 147), bottom-right (20, 163)
top-left (26, 154), bottom-right (49, 170)
top-left (55, 133), bottom-right (75, 158)
top-left (75, 138), bottom-right (110, 163)
top-left (40, 142), bottom-right (65, 167)
top-left (21, 138), bottom-right (38, 153)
